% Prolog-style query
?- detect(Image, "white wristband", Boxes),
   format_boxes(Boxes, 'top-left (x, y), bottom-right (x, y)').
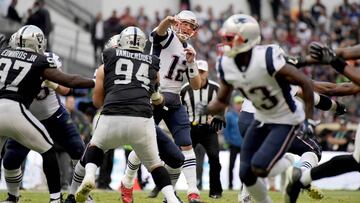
top-left (44, 80), bottom-right (59, 90)
top-left (188, 62), bottom-right (199, 78)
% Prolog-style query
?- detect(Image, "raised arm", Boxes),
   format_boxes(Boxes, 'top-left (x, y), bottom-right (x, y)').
top-left (155, 16), bottom-right (180, 36)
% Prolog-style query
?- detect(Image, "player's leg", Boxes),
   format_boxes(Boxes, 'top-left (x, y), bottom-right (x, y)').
top-left (129, 116), bottom-right (179, 203)
top-left (239, 121), bottom-right (273, 203)
top-left (75, 115), bottom-right (113, 203)
top-left (2, 102), bottom-right (61, 203)
top-left (1, 139), bottom-right (30, 202)
top-left (165, 106), bottom-right (200, 201)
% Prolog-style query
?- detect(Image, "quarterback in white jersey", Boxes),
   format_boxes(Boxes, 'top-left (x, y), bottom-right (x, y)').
top-left (149, 10), bottom-right (202, 202)
top-left (198, 14), bottom-right (315, 203)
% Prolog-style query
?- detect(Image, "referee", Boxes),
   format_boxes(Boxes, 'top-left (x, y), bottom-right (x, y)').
top-left (180, 60), bottom-right (224, 199)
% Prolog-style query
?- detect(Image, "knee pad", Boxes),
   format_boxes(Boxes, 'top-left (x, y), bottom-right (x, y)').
top-left (239, 162), bottom-right (257, 186)
top-left (251, 166), bottom-right (269, 178)
top-left (85, 145), bottom-right (104, 167)
top-left (164, 153), bottom-right (184, 169)
top-left (3, 151), bottom-right (26, 170)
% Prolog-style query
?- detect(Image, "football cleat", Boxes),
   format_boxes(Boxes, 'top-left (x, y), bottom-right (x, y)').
top-left (162, 192), bottom-right (183, 203)
top-left (120, 182), bottom-right (134, 203)
top-left (0, 193), bottom-right (19, 203)
top-left (65, 194), bottom-right (95, 203)
top-left (187, 193), bottom-right (201, 203)
top-left (148, 186), bottom-right (160, 198)
top-left (75, 178), bottom-right (95, 203)
top-left (305, 186), bottom-right (324, 200)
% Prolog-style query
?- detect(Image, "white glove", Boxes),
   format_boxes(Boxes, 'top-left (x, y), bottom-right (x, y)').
top-left (44, 80), bottom-right (59, 90)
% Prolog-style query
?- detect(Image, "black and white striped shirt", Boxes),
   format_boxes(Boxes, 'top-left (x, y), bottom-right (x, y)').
top-left (180, 80), bottom-right (219, 125)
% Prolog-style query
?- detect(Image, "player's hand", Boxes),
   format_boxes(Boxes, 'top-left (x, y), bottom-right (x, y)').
top-left (301, 119), bottom-right (318, 139)
top-left (309, 42), bottom-right (336, 64)
top-left (166, 16), bottom-right (181, 26)
top-left (335, 101), bottom-right (347, 116)
top-left (210, 116), bottom-right (226, 132)
top-left (151, 92), bottom-right (165, 108)
top-left (196, 101), bottom-right (209, 115)
top-left (184, 47), bottom-right (196, 64)
top-left (283, 54), bottom-right (306, 69)
top-left (44, 80), bottom-right (59, 90)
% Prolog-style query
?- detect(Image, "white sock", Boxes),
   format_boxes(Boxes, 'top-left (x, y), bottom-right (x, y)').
top-left (300, 152), bottom-right (319, 172)
top-left (50, 192), bottom-right (61, 200)
top-left (122, 151), bottom-right (141, 188)
top-left (182, 149), bottom-right (199, 195)
top-left (4, 168), bottom-right (22, 197)
top-left (300, 169), bottom-right (313, 186)
top-left (165, 164), bottom-right (181, 188)
top-left (84, 163), bottom-right (97, 182)
top-left (161, 185), bottom-right (178, 203)
top-left (268, 153), bottom-right (295, 177)
top-left (246, 179), bottom-right (272, 203)
top-left (69, 162), bottom-right (85, 195)
top-left (241, 184), bottom-right (250, 200)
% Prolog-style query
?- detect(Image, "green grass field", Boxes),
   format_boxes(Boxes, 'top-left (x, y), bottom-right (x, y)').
top-left (1, 190), bottom-right (360, 203)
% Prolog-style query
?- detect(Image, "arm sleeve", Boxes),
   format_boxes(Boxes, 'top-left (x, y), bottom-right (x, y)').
top-left (150, 28), bottom-right (173, 47)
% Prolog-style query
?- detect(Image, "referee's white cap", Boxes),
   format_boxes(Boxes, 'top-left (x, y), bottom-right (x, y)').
top-left (196, 60), bottom-right (208, 72)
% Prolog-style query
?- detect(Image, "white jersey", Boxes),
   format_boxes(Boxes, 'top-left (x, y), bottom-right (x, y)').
top-left (150, 28), bottom-right (191, 94)
top-left (217, 44), bottom-right (304, 125)
top-left (29, 52), bottom-right (62, 120)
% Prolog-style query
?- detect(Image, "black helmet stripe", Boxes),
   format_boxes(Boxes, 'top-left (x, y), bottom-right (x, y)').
top-left (19, 25), bottom-right (29, 48)
top-left (133, 27), bottom-right (137, 45)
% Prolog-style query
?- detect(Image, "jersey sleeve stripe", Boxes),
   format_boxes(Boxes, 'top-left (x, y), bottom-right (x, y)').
top-left (217, 57), bottom-right (225, 81)
top-left (162, 32), bottom-right (174, 49)
top-left (265, 47), bottom-right (276, 76)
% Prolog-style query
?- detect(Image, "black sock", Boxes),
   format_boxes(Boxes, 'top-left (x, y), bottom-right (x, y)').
top-left (42, 148), bottom-right (61, 194)
top-left (151, 166), bottom-right (171, 190)
top-left (311, 155), bottom-right (360, 180)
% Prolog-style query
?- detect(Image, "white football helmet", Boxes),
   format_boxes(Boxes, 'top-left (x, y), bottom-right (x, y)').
top-left (218, 14), bottom-right (261, 57)
top-left (16, 25), bottom-right (47, 54)
top-left (104, 34), bottom-right (121, 49)
top-left (172, 10), bottom-right (199, 41)
top-left (119, 26), bottom-right (147, 52)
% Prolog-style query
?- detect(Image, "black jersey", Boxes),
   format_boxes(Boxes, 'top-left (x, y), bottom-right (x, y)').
top-left (101, 48), bottom-right (160, 118)
top-left (0, 47), bottom-right (56, 108)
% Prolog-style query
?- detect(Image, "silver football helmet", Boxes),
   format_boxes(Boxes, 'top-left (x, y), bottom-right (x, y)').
top-left (8, 32), bottom-right (18, 48)
top-left (119, 26), bottom-right (147, 52)
top-left (172, 10), bottom-right (199, 41)
top-left (104, 34), bottom-right (121, 49)
top-left (218, 14), bottom-right (261, 57)
top-left (16, 25), bottom-right (47, 54)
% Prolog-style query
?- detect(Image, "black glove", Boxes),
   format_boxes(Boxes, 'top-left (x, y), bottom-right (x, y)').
top-left (284, 54), bottom-right (306, 69)
top-left (309, 42), bottom-right (347, 73)
top-left (309, 42), bottom-right (336, 64)
top-left (196, 102), bottom-right (210, 115)
top-left (210, 116), bottom-right (226, 132)
top-left (301, 119), bottom-right (317, 139)
top-left (335, 101), bottom-right (347, 116)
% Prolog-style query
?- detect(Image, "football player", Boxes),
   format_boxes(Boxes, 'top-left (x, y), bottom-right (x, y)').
top-left (75, 27), bottom-right (180, 203)
top-left (0, 25), bottom-right (94, 203)
top-left (124, 10), bottom-right (202, 203)
top-left (284, 42), bottom-right (360, 202)
top-left (197, 14), bottom-right (315, 203)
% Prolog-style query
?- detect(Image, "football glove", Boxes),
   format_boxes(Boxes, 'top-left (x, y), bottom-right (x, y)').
top-left (284, 54), bottom-right (306, 69)
top-left (151, 91), bottom-right (165, 108)
top-left (301, 119), bottom-right (317, 139)
top-left (309, 42), bottom-right (336, 64)
top-left (335, 101), bottom-right (347, 116)
top-left (210, 116), bottom-right (226, 132)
